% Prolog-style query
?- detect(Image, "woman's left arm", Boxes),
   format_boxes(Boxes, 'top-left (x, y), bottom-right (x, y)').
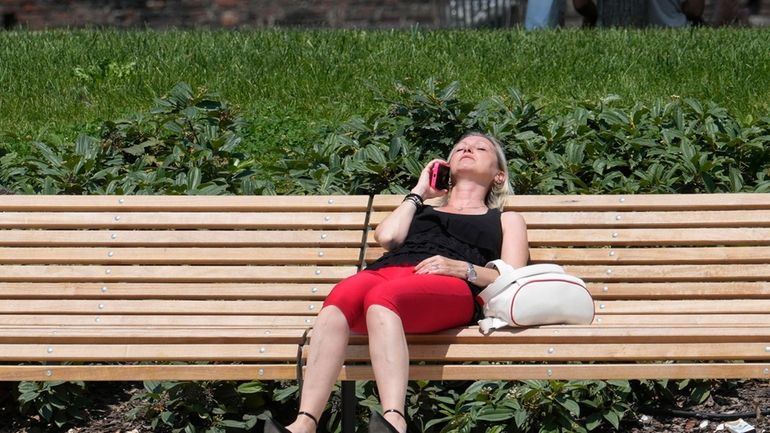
top-left (468, 211), bottom-right (528, 287)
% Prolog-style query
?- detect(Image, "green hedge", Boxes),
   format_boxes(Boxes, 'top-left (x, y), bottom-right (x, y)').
top-left (4, 79), bottom-right (769, 196)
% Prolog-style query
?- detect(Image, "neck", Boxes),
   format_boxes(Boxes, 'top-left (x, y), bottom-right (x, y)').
top-left (447, 182), bottom-right (487, 209)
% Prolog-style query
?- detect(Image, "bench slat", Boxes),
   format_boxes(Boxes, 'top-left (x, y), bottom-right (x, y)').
top-left (367, 246), bottom-right (770, 265)
top-left (5, 281), bottom-right (768, 301)
top-left (0, 300), bottom-right (323, 315)
top-left (596, 299), bottom-right (770, 314)
top-left (592, 314), bottom-right (770, 325)
top-left (0, 344), bottom-right (299, 361)
top-left (343, 363), bottom-right (770, 381)
top-left (528, 228), bottom-right (770, 246)
top-left (0, 327), bottom-right (308, 344)
top-left (588, 282), bottom-right (770, 299)
top-left (566, 264), bottom-right (770, 281)
top-left (3, 362), bottom-right (769, 382)
top-left (0, 283), bottom-right (333, 299)
top-left (0, 212), bottom-right (367, 229)
top-left (2, 342), bottom-right (765, 362)
top-left (0, 247), bottom-right (361, 265)
top-left (531, 247), bottom-right (770, 264)
top-left (369, 210), bottom-right (770, 229)
top-left (0, 364), bottom-right (300, 381)
top-left (1, 325), bottom-right (766, 344)
top-left (0, 315), bottom-right (316, 327)
top-left (340, 343), bottom-right (770, 362)
top-left (0, 230), bottom-right (364, 247)
top-left (372, 193), bottom-right (770, 211)
top-left (0, 265), bottom-right (357, 282)
top-left (1, 313), bottom-right (768, 327)
top-left (0, 195), bottom-right (371, 212)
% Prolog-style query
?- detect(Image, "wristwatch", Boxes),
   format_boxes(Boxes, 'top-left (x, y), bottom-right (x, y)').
top-left (465, 262), bottom-right (478, 283)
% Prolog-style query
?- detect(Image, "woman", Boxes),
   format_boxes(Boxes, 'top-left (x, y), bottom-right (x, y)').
top-left (265, 132), bottom-right (529, 433)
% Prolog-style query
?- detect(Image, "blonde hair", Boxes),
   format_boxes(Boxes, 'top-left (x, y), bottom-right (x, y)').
top-left (441, 132), bottom-right (512, 211)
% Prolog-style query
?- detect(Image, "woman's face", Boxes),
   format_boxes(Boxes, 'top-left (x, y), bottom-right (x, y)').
top-left (448, 135), bottom-right (502, 184)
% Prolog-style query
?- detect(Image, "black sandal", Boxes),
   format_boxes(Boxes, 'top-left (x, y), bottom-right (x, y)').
top-left (369, 409), bottom-right (406, 433)
top-left (264, 411), bottom-right (319, 433)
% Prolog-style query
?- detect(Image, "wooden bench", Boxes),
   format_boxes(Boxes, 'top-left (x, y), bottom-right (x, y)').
top-left (1, 193), bottom-right (770, 412)
top-left (0, 195), bottom-right (371, 381)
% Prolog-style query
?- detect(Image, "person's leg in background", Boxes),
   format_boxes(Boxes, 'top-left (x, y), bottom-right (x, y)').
top-left (524, 0), bottom-right (566, 29)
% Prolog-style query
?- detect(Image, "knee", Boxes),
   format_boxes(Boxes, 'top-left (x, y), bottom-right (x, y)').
top-left (365, 304), bottom-right (402, 333)
top-left (317, 305), bottom-right (352, 333)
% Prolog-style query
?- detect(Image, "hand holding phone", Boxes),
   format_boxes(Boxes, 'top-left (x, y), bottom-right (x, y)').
top-left (429, 162), bottom-right (450, 190)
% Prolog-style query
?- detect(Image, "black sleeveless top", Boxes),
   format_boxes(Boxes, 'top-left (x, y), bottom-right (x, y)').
top-left (366, 206), bottom-right (504, 297)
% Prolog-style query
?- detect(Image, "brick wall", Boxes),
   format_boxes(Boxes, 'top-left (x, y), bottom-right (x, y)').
top-left (0, 0), bottom-right (451, 30)
top-left (0, 0), bottom-right (764, 30)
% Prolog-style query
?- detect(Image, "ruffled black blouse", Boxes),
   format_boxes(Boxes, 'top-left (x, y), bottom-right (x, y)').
top-left (367, 206), bottom-right (503, 296)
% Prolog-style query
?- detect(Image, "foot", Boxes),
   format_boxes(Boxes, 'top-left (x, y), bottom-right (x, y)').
top-left (369, 409), bottom-right (407, 433)
top-left (266, 412), bottom-right (318, 433)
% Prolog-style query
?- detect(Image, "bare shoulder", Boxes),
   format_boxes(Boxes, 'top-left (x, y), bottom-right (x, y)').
top-left (500, 211), bottom-right (527, 230)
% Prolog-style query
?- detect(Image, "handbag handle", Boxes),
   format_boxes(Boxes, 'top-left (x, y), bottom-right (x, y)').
top-left (477, 260), bottom-right (567, 304)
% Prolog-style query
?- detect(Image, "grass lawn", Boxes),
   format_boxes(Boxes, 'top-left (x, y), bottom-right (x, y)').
top-left (1, 28), bottom-right (769, 160)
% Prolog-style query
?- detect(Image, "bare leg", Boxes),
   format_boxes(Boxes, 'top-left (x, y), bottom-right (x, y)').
top-left (285, 306), bottom-right (350, 433)
top-left (367, 305), bottom-right (409, 433)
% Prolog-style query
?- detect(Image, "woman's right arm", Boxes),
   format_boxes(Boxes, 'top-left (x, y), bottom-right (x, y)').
top-left (374, 160), bottom-right (447, 251)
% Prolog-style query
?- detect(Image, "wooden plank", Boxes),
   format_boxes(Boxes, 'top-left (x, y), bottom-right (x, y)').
top-left (0, 344), bottom-right (299, 361)
top-left (595, 299), bottom-right (770, 314)
top-left (0, 300), bottom-right (324, 315)
top-left (566, 264), bottom-right (770, 281)
top-left (0, 195), bottom-right (370, 212)
top-left (0, 230), bottom-right (364, 247)
top-left (0, 265), bottom-right (357, 283)
top-left (0, 315), bottom-right (316, 327)
top-left (401, 326), bottom-right (770, 344)
top-left (0, 212), bottom-right (367, 229)
top-left (530, 247), bottom-right (770, 265)
top-left (371, 194), bottom-right (770, 212)
top-left (337, 343), bottom-right (770, 362)
top-left (587, 282), bottom-right (770, 300)
top-left (341, 363), bottom-right (770, 381)
top-left (522, 210), bottom-right (770, 229)
top-left (0, 247), bottom-right (361, 265)
top-left (0, 364), bottom-right (300, 381)
top-left (0, 283), bottom-right (333, 300)
top-left (0, 327), bottom-right (309, 344)
top-left (3, 325), bottom-right (768, 345)
top-left (2, 342), bottom-right (768, 362)
top-left (592, 314), bottom-right (770, 326)
top-left (2, 362), bottom-right (768, 382)
top-left (527, 228), bottom-right (770, 246)
top-left (368, 228), bottom-right (770, 247)
top-left (368, 210), bottom-right (770, 229)
top-left (366, 246), bottom-right (770, 265)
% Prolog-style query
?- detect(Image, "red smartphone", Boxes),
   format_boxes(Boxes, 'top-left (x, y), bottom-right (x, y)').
top-left (430, 162), bottom-right (450, 190)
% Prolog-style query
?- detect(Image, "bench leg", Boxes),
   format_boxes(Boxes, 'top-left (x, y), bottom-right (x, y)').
top-left (341, 380), bottom-right (356, 433)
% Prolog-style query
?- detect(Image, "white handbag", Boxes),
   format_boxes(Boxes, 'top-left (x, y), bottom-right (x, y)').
top-left (476, 260), bottom-right (594, 334)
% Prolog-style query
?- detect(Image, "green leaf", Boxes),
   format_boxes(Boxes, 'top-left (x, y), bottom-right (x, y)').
top-left (603, 410), bottom-right (621, 429)
top-left (557, 397), bottom-right (581, 417)
top-left (476, 407), bottom-right (514, 422)
top-left (236, 381), bottom-right (265, 394)
top-left (187, 166), bottom-right (201, 191)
